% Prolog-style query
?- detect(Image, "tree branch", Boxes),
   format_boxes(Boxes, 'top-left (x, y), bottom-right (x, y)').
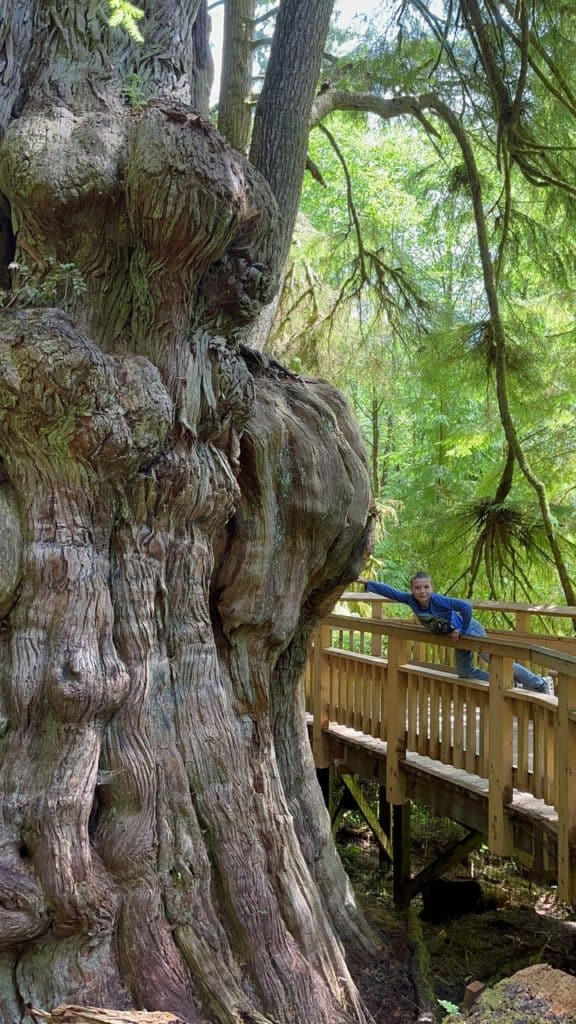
top-left (310, 89), bottom-right (440, 134)
top-left (311, 87), bottom-right (576, 195)
top-left (253, 5), bottom-right (279, 25)
top-left (318, 123), bottom-right (368, 279)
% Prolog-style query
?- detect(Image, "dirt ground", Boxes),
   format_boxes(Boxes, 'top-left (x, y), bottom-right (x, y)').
top-left (346, 910), bottom-right (420, 1023)
top-left (341, 823), bottom-right (576, 1023)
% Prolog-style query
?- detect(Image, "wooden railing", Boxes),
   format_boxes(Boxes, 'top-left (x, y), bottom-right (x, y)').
top-left (332, 591), bottom-right (576, 665)
top-left (306, 594), bottom-right (576, 905)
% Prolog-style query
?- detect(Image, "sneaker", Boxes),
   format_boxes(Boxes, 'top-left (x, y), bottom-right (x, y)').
top-left (541, 676), bottom-right (554, 696)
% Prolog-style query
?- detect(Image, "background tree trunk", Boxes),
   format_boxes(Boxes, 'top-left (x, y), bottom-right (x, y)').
top-left (0, 2), bottom-right (375, 1023)
top-left (250, 0), bottom-right (335, 271)
top-left (217, 0), bottom-right (256, 151)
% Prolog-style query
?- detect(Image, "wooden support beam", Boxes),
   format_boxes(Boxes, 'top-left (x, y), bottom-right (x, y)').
top-left (488, 654), bottom-right (514, 856)
top-left (404, 829), bottom-right (485, 902)
top-left (557, 671), bottom-right (576, 905)
top-left (392, 802), bottom-right (412, 908)
top-left (336, 773), bottom-right (393, 862)
top-left (330, 791), bottom-right (346, 834)
top-left (379, 785), bottom-right (391, 870)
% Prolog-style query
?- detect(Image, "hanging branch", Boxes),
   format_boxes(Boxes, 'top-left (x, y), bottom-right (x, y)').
top-left (315, 124), bottom-right (428, 326)
top-left (459, 0), bottom-right (511, 128)
top-left (406, 0), bottom-right (576, 193)
top-left (462, 0), bottom-right (576, 192)
top-left (318, 123), bottom-right (368, 280)
top-left (487, 0), bottom-right (576, 119)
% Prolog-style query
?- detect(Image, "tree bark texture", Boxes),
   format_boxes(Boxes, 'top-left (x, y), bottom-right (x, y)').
top-left (250, 0), bottom-right (335, 271)
top-left (0, 3), bottom-right (375, 1023)
top-left (217, 0), bottom-right (256, 152)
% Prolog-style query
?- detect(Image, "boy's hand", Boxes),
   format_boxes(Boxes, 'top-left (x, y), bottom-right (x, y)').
top-left (450, 629), bottom-right (461, 643)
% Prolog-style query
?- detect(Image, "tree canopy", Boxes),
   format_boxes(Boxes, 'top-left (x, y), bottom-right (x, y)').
top-left (268, 0), bottom-right (576, 605)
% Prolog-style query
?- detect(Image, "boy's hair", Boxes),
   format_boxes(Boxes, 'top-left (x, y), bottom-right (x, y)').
top-left (410, 571), bottom-right (432, 586)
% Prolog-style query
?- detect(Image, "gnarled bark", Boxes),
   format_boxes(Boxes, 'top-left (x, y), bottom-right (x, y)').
top-left (0, 2), bottom-right (375, 1023)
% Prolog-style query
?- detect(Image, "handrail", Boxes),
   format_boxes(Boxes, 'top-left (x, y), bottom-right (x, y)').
top-left (340, 590), bottom-right (576, 619)
top-left (326, 613), bottom-right (576, 677)
top-left (308, 603), bottom-right (576, 905)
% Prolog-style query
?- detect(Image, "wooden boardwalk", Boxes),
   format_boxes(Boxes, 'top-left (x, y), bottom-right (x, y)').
top-left (305, 593), bottom-right (576, 905)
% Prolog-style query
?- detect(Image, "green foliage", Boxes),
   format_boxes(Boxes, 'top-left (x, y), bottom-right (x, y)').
top-left (107, 0), bottom-right (144, 42)
top-left (337, 840), bottom-right (372, 882)
top-left (438, 998), bottom-right (460, 1015)
top-left (267, 1), bottom-right (576, 606)
top-left (122, 71), bottom-right (147, 108)
top-left (1, 259), bottom-right (86, 309)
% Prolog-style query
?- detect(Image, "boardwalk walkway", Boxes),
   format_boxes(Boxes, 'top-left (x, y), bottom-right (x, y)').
top-left (305, 593), bottom-right (576, 906)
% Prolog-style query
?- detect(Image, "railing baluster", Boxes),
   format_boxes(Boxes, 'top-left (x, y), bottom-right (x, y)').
top-left (429, 678), bottom-right (441, 761)
top-left (441, 682), bottom-right (451, 764)
top-left (362, 659), bottom-right (371, 733)
top-left (407, 673), bottom-right (418, 750)
top-left (378, 660), bottom-right (387, 742)
top-left (453, 685), bottom-right (465, 769)
top-left (417, 673), bottom-right (428, 756)
top-left (515, 702), bottom-right (529, 790)
top-left (345, 655), bottom-right (354, 727)
top-left (465, 687), bottom-right (476, 774)
top-left (354, 657), bottom-right (364, 731)
top-left (545, 707), bottom-right (555, 806)
top-left (533, 707), bottom-right (545, 799)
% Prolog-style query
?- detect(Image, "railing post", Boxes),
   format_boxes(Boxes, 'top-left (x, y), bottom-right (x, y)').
top-left (312, 623), bottom-right (332, 769)
top-left (557, 671), bottom-right (576, 905)
top-left (488, 654), bottom-right (514, 856)
top-left (386, 635), bottom-right (408, 804)
top-left (515, 611), bottom-right (531, 633)
top-left (371, 600), bottom-right (383, 657)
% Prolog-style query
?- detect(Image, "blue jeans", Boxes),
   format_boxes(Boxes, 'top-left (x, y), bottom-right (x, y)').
top-left (455, 618), bottom-right (551, 694)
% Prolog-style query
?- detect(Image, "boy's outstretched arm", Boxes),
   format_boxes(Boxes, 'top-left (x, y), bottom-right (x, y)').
top-left (359, 579), bottom-right (413, 602)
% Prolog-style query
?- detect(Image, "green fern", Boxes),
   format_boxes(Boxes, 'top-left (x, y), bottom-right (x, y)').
top-left (108, 0), bottom-right (145, 43)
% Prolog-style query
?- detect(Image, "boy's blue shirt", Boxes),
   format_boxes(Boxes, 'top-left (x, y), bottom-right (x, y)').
top-left (364, 581), bottom-right (473, 634)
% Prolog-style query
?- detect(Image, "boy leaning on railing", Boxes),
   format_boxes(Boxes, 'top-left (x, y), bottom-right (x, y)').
top-left (358, 571), bottom-right (553, 695)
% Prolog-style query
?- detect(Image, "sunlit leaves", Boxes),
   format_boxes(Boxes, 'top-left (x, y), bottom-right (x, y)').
top-left (107, 0), bottom-right (144, 42)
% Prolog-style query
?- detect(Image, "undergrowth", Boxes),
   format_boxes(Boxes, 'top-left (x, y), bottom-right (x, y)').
top-left (336, 799), bottom-right (576, 1011)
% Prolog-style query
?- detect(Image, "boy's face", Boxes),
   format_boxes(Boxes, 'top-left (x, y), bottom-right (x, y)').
top-left (411, 576), bottom-right (433, 607)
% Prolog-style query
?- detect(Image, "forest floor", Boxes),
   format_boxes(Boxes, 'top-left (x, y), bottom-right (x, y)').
top-left (341, 811), bottom-right (576, 1023)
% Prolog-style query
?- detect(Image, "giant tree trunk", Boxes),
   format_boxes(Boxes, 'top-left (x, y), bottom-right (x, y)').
top-left (0, 3), bottom-right (375, 1023)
